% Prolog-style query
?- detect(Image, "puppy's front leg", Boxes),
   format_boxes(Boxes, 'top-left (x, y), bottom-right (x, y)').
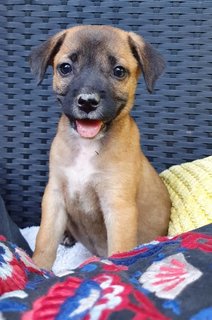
top-left (103, 199), bottom-right (138, 256)
top-left (33, 183), bottom-right (67, 270)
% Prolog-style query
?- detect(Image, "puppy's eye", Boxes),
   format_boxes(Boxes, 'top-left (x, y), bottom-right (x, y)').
top-left (113, 66), bottom-right (127, 79)
top-left (58, 63), bottom-right (72, 75)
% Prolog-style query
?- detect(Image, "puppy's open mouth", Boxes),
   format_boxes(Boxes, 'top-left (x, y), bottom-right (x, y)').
top-left (75, 119), bottom-right (103, 138)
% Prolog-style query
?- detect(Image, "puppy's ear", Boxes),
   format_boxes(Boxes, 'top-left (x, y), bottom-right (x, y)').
top-left (29, 30), bottom-right (66, 85)
top-left (128, 32), bottom-right (165, 93)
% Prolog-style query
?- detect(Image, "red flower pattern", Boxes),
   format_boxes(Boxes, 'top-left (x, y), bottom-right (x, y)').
top-left (139, 253), bottom-right (202, 300)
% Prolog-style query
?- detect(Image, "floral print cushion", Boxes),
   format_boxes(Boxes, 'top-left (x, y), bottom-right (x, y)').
top-left (0, 224), bottom-right (212, 320)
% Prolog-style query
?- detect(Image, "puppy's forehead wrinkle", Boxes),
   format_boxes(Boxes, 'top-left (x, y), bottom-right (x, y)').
top-left (108, 55), bottom-right (117, 66)
top-left (60, 40), bottom-right (102, 67)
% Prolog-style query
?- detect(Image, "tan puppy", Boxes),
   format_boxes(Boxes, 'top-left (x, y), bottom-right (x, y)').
top-left (30, 25), bottom-right (171, 270)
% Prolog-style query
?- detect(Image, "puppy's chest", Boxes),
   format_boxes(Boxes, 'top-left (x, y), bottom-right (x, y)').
top-left (64, 142), bottom-right (99, 209)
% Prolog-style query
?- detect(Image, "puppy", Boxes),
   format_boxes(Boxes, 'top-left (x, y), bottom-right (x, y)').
top-left (30, 25), bottom-right (171, 270)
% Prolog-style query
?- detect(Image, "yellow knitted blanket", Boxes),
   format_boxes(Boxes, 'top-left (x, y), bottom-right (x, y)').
top-left (160, 156), bottom-right (212, 236)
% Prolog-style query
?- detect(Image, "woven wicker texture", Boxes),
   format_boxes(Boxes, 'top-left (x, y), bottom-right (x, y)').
top-left (0, 1), bottom-right (212, 227)
top-left (160, 156), bottom-right (212, 236)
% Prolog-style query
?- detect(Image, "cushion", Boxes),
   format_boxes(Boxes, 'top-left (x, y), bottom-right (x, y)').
top-left (0, 225), bottom-right (212, 319)
top-left (160, 156), bottom-right (212, 236)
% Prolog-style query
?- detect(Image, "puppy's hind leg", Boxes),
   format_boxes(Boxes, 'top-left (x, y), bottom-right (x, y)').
top-left (33, 183), bottom-right (67, 270)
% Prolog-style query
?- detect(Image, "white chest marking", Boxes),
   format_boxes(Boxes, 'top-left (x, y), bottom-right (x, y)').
top-left (65, 140), bottom-right (99, 199)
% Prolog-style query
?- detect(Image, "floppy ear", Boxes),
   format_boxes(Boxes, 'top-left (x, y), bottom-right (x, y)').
top-left (29, 30), bottom-right (66, 85)
top-left (128, 32), bottom-right (165, 93)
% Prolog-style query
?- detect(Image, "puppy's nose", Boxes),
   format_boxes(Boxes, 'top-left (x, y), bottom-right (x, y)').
top-left (77, 93), bottom-right (100, 114)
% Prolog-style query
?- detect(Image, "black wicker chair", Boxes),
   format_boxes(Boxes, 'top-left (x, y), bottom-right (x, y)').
top-left (0, 1), bottom-right (211, 228)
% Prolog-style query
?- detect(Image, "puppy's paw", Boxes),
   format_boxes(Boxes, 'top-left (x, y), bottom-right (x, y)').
top-left (32, 253), bottom-right (54, 271)
top-left (61, 230), bottom-right (76, 247)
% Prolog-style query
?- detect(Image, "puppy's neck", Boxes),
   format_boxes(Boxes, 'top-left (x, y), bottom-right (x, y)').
top-left (76, 136), bottom-right (101, 153)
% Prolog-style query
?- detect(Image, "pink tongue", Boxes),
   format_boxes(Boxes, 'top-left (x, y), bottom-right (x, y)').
top-left (76, 120), bottom-right (102, 138)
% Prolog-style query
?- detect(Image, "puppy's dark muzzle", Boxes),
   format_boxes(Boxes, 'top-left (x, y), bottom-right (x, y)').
top-left (77, 93), bottom-right (100, 114)
top-left (56, 79), bottom-right (125, 124)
